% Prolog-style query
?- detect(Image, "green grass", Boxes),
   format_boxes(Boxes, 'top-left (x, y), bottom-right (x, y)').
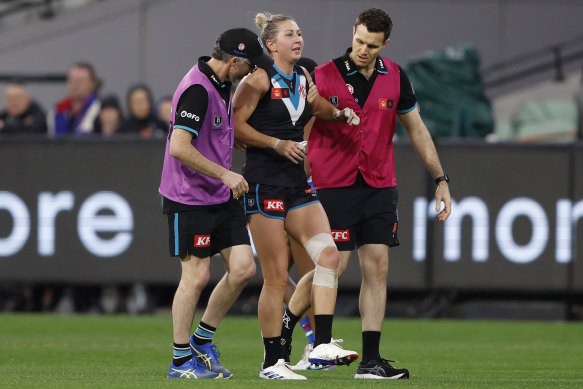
top-left (0, 314), bottom-right (582, 388)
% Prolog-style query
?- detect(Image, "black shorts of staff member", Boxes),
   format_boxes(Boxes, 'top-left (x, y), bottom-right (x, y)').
top-left (316, 172), bottom-right (400, 251)
top-left (167, 197), bottom-right (250, 258)
top-left (243, 182), bottom-right (319, 220)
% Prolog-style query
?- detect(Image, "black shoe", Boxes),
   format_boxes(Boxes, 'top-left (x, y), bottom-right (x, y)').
top-left (354, 357), bottom-right (409, 379)
top-left (282, 338), bottom-right (292, 363)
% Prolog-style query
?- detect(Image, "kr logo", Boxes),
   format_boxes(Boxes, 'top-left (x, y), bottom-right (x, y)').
top-left (264, 200), bottom-right (284, 211)
top-left (194, 235), bottom-right (211, 247)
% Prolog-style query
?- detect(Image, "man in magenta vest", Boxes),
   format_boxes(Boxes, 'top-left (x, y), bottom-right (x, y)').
top-left (285, 8), bottom-right (452, 379)
top-left (159, 28), bottom-right (273, 379)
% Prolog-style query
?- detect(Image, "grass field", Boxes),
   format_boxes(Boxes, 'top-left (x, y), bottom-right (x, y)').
top-left (1, 314), bottom-right (582, 388)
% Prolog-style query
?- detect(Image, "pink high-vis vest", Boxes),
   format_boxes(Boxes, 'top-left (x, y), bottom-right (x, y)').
top-left (159, 64), bottom-right (233, 205)
top-left (309, 57), bottom-right (401, 189)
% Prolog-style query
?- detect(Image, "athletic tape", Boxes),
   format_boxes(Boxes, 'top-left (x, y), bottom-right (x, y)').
top-left (313, 264), bottom-right (338, 288)
top-left (304, 233), bottom-right (336, 265)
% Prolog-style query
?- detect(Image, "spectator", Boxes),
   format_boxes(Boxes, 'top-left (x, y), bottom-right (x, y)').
top-left (50, 62), bottom-right (101, 136)
top-left (93, 94), bottom-right (124, 137)
top-left (0, 81), bottom-right (48, 135)
top-left (155, 95), bottom-right (173, 131)
top-left (119, 84), bottom-right (166, 138)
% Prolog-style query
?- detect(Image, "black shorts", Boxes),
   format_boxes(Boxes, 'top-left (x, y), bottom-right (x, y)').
top-left (243, 182), bottom-right (319, 220)
top-left (316, 174), bottom-right (399, 251)
top-left (167, 197), bottom-right (250, 258)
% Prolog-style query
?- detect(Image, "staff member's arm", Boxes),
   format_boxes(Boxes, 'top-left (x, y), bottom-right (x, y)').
top-left (399, 107), bottom-right (451, 222)
top-left (302, 68), bottom-right (359, 124)
top-left (169, 129), bottom-right (248, 199)
top-left (234, 69), bottom-right (305, 164)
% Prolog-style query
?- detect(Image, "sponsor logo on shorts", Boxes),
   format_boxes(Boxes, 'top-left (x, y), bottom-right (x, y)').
top-left (214, 115), bottom-right (222, 127)
top-left (194, 235), bottom-right (211, 247)
top-left (378, 98), bottom-right (393, 109)
top-left (331, 229), bottom-right (350, 242)
top-left (305, 188), bottom-right (315, 194)
top-left (329, 96), bottom-right (338, 107)
top-left (264, 200), bottom-right (285, 211)
top-left (272, 88), bottom-right (290, 99)
top-left (392, 222), bottom-right (398, 233)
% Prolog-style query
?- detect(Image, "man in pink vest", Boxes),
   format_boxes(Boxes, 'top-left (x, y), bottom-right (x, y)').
top-left (160, 28), bottom-right (273, 379)
top-left (285, 8), bottom-right (452, 379)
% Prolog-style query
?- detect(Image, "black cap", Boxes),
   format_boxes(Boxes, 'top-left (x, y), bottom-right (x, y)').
top-left (219, 28), bottom-right (273, 69)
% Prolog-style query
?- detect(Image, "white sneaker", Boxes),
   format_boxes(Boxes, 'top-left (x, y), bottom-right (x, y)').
top-left (291, 344), bottom-right (337, 371)
top-left (259, 359), bottom-right (307, 380)
top-left (308, 338), bottom-right (359, 366)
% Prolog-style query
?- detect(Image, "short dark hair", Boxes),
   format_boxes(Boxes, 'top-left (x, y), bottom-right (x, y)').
top-left (354, 8), bottom-right (393, 41)
top-left (70, 61), bottom-right (101, 90)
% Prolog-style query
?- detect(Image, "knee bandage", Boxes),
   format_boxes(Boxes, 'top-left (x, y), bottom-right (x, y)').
top-left (313, 264), bottom-right (338, 288)
top-left (304, 233), bottom-right (336, 265)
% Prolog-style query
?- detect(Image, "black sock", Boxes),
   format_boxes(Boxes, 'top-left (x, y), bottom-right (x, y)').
top-left (172, 342), bottom-right (191, 366)
top-left (263, 336), bottom-right (282, 368)
top-left (192, 321), bottom-right (216, 345)
top-left (313, 314), bottom-right (333, 347)
top-left (281, 307), bottom-right (300, 343)
top-left (362, 331), bottom-right (381, 363)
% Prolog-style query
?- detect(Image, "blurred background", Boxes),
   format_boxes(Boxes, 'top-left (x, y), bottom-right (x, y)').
top-left (1, 0), bottom-right (582, 320)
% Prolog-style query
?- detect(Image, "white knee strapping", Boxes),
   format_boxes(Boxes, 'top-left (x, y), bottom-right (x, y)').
top-left (304, 233), bottom-right (336, 265)
top-left (313, 264), bottom-right (338, 288)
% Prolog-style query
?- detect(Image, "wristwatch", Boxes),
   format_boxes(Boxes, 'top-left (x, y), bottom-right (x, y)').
top-left (435, 174), bottom-right (449, 185)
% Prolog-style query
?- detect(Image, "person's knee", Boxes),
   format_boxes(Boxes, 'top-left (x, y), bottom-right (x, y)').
top-left (180, 270), bottom-right (210, 294)
top-left (361, 254), bottom-right (388, 282)
top-left (304, 233), bottom-right (338, 268)
top-left (230, 256), bottom-right (256, 283)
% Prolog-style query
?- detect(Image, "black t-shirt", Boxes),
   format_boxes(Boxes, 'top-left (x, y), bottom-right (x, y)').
top-left (312, 48), bottom-right (417, 112)
top-left (172, 57), bottom-right (232, 138)
top-left (163, 56), bottom-right (232, 214)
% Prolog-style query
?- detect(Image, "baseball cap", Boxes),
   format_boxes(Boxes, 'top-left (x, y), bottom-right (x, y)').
top-left (218, 28), bottom-right (274, 69)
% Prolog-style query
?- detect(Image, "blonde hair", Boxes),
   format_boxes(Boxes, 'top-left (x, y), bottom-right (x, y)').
top-left (255, 12), bottom-right (295, 53)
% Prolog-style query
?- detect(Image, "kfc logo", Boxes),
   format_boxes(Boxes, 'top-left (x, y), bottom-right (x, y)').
top-left (194, 235), bottom-right (211, 247)
top-left (272, 88), bottom-right (290, 99)
top-left (331, 230), bottom-right (350, 242)
top-left (264, 200), bottom-right (285, 211)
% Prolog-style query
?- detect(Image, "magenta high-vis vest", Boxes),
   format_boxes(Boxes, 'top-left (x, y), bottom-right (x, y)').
top-left (159, 64), bottom-right (233, 205)
top-left (309, 57), bottom-right (401, 189)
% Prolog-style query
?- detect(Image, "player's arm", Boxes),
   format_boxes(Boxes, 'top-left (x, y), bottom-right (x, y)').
top-left (301, 67), bottom-right (359, 124)
top-left (398, 107), bottom-right (451, 222)
top-left (169, 87), bottom-right (248, 198)
top-left (233, 69), bottom-right (303, 164)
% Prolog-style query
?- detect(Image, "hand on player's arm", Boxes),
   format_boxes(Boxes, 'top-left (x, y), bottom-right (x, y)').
top-left (399, 106), bottom-right (451, 222)
top-left (301, 68), bottom-right (360, 125)
top-left (169, 128), bottom-right (248, 199)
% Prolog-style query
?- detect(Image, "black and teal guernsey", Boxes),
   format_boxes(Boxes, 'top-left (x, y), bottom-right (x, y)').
top-left (243, 64), bottom-right (312, 187)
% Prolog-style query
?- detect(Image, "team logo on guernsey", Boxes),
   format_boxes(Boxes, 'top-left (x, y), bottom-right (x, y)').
top-left (298, 84), bottom-right (307, 99)
top-left (194, 235), bottom-right (211, 247)
top-left (264, 199), bottom-right (284, 211)
top-left (331, 229), bottom-right (350, 242)
top-left (329, 96), bottom-right (339, 107)
top-left (214, 115), bottom-right (223, 127)
top-left (346, 83), bottom-right (354, 94)
top-left (378, 98), bottom-right (393, 109)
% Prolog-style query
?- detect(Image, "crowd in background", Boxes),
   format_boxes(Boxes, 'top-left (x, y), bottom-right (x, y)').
top-left (0, 62), bottom-right (171, 139)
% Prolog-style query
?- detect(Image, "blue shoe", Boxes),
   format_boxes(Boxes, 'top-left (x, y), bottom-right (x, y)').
top-left (190, 336), bottom-right (233, 379)
top-left (167, 357), bottom-right (222, 379)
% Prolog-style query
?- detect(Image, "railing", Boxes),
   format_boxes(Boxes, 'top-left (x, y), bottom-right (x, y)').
top-left (482, 35), bottom-right (583, 89)
top-left (0, 0), bottom-right (55, 20)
